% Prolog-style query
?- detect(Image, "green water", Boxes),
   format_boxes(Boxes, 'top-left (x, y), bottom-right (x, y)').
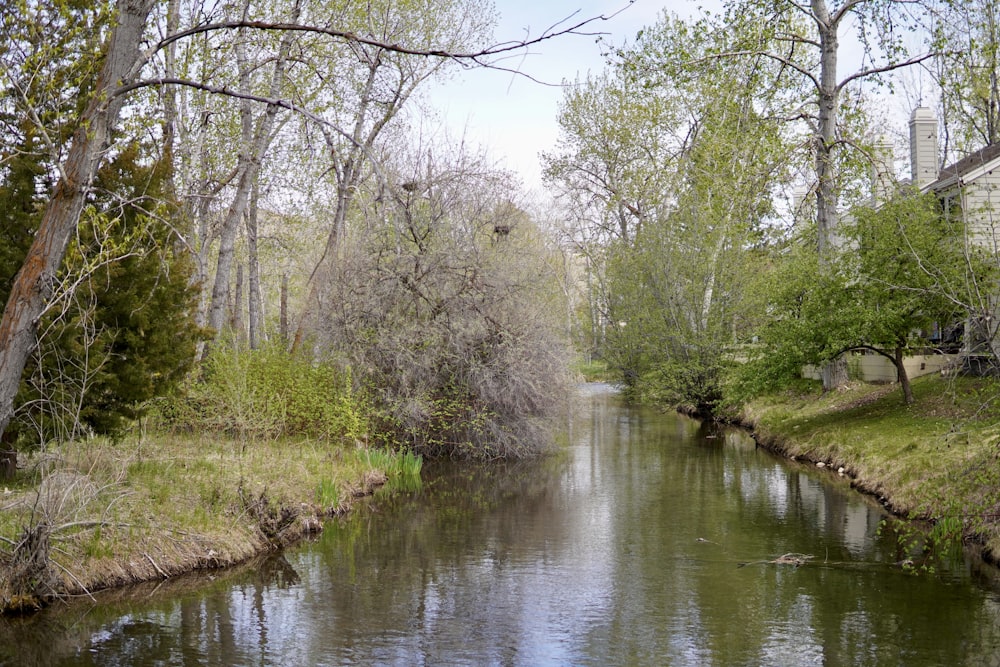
top-left (4, 384), bottom-right (1000, 666)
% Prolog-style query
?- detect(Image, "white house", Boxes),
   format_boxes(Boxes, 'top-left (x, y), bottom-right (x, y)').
top-left (912, 110), bottom-right (1000, 250)
top-left (910, 107), bottom-right (1000, 365)
top-left (811, 108), bottom-right (1000, 382)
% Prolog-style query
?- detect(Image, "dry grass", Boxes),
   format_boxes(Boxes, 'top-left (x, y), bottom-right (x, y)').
top-left (0, 431), bottom-right (401, 613)
top-left (741, 374), bottom-right (1000, 559)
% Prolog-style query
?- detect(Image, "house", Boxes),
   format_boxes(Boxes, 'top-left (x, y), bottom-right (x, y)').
top-left (911, 106), bottom-right (1000, 250)
top-left (806, 108), bottom-right (1000, 382)
top-left (909, 107), bottom-right (1000, 364)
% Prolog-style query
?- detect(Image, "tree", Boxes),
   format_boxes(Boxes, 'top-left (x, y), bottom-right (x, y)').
top-left (544, 12), bottom-right (794, 412)
top-left (201, 0), bottom-right (301, 349)
top-left (0, 0), bottom-right (621, 453)
top-left (0, 0), bottom-right (157, 457)
top-left (740, 191), bottom-right (973, 405)
top-left (289, 0), bottom-right (496, 350)
top-left (691, 0), bottom-right (935, 390)
top-left (316, 144), bottom-right (572, 458)
top-left (704, 0), bottom-right (932, 257)
top-left (10, 142), bottom-right (202, 443)
top-left (928, 0), bottom-right (1000, 158)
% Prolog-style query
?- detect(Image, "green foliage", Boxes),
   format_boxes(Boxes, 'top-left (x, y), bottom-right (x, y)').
top-left (2, 141), bottom-right (203, 445)
top-left (930, 0), bottom-right (1000, 152)
top-left (315, 479), bottom-right (340, 509)
top-left (637, 354), bottom-right (728, 416)
top-left (843, 190), bottom-right (971, 346)
top-left (353, 447), bottom-right (422, 478)
top-left (877, 515), bottom-right (965, 576)
top-left (545, 12), bottom-right (796, 416)
top-left (571, 357), bottom-right (612, 383)
top-left (730, 191), bottom-right (984, 405)
top-left (163, 343), bottom-right (367, 444)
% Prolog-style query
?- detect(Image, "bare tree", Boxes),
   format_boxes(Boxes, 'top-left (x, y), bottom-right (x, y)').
top-left (316, 143), bottom-right (572, 458)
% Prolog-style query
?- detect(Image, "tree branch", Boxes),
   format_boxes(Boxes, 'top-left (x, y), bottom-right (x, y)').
top-left (837, 51), bottom-right (936, 90)
top-left (151, 12), bottom-right (620, 64)
top-left (687, 50), bottom-right (821, 91)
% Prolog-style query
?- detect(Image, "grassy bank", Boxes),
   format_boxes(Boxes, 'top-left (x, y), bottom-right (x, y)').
top-left (738, 373), bottom-right (1000, 560)
top-left (0, 432), bottom-right (420, 614)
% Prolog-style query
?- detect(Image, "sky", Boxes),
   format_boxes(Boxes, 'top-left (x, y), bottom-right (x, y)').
top-left (424, 0), bottom-right (923, 194)
top-left (424, 0), bottom-right (672, 192)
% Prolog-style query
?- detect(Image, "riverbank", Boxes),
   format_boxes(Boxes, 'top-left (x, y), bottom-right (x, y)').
top-left (736, 373), bottom-right (1000, 562)
top-left (0, 433), bottom-right (415, 614)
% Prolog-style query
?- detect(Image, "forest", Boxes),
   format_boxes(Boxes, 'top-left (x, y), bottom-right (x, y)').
top-left (1, 0), bottom-right (999, 460)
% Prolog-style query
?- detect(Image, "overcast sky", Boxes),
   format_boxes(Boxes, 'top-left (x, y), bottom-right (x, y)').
top-left (423, 0), bottom-right (671, 193)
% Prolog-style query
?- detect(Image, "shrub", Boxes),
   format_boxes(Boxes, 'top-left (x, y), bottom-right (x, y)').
top-left (160, 343), bottom-right (366, 443)
top-left (313, 151), bottom-right (573, 459)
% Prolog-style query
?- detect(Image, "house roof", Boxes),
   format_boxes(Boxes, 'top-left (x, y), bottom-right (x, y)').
top-left (927, 142), bottom-right (1000, 192)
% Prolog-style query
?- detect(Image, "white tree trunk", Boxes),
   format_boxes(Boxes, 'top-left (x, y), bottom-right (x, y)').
top-left (204, 5), bottom-right (298, 345)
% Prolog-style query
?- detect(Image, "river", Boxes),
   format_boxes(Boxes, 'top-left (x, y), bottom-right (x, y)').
top-left (4, 384), bottom-right (1000, 666)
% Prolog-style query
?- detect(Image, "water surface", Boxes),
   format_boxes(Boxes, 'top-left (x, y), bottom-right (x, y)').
top-left (4, 384), bottom-right (1000, 666)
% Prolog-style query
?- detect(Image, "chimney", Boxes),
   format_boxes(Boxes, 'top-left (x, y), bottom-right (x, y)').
top-left (909, 106), bottom-right (938, 188)
top-left (871, 139), bottom-right (894, 205)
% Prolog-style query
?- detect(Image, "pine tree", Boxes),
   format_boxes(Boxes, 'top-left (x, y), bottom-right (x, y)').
top-left (1, 140), bottom-right (204, 443)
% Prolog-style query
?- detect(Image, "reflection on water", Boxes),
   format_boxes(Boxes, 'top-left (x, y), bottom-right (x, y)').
top-left (5, 385), bottom-right (1000, 666)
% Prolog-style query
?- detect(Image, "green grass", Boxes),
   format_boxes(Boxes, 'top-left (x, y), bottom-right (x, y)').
top-left (743, 374), bottom-right (1000, 556)
top-left (0, 431), bottom-right (422, 611)
top-left (572, 357), bottom-right (614, 383)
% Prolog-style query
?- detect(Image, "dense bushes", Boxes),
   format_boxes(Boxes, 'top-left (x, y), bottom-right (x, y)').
top-left (315, 154), bottom-right (573, 459)
top-left (161, 344), bottom-right (366, 444)
top-left (3, 143), bottom-right (202, 446)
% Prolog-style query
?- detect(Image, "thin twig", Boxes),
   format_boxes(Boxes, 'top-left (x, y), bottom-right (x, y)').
top-left (144, 552), bottom-right (169, 579)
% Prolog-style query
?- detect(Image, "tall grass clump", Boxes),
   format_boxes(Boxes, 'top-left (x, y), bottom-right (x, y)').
top-left (159, 343), bottom-right (367, 443)
top-left (353, 448), bottom-right (423, 492)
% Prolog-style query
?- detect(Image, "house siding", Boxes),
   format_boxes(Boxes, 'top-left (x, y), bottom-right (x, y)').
top-left (963, 170), bottom-right (1000, 248)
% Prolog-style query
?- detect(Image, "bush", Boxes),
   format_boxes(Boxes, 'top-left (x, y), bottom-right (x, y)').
top-left (313, 152), bottom-right (573, 459)
top-left (160, 343), bottom-right (366, 443)
top-left (637, 355), bottom-right (727, 416)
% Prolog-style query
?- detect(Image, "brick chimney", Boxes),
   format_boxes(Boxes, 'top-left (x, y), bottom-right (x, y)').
top-left (909, 106), bottom-right (938, 188)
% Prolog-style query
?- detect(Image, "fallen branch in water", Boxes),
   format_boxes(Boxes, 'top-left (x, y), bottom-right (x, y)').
top-left (738, 553), bottom-right (815, 568)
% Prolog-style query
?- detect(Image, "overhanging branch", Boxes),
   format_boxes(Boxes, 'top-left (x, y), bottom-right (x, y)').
top-left (151, 9), bottom-right (624, 63)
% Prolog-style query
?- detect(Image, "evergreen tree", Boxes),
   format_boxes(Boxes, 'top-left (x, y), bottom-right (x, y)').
top-left (1, 140), bottom-right (203, 443)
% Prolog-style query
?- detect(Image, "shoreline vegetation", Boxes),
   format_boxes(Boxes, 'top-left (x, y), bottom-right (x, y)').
top-left (0, 433), bottom-right (420, 615)
top-left (732, 373), bottom-right (1000, 569)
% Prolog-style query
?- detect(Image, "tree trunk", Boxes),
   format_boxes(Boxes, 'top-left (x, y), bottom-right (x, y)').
top-left (813, 0), bottom-right (847, 391)
top-left (204, 4), bottom-right (297, 348)
top-left (280, 273), bottom-right (289, 345)
top-left (0, 449), bottom-right (15, 482)
top-left (291, 54), bottom-right (434, 351)
top-left (0, 0), bottom-right (155, 443)
top-left (291, 179), bottom-right (350, 351)
top-left (163, 0), bottom-right (180, 183)
top-left (233, 263), bottom-right (245, 343)
top-left (813, 0), bottom-right (840, 261)
top-left (895, 344), bottom-right (913, 405)
top-left (821, 356), bottom-right (849, 391)
top-left (247, 181), bottom-right (262, 349)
